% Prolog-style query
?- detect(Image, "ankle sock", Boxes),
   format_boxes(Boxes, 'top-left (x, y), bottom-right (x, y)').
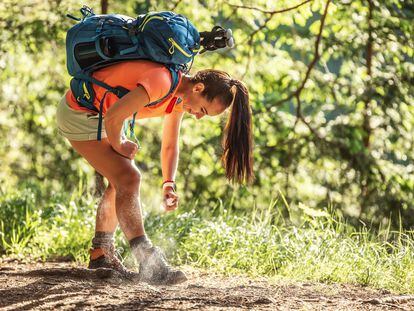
top-left (92, 231), bottom-right (114, 249)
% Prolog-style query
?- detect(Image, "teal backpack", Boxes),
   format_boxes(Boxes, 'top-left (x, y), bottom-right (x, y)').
top-left (66, 6), bottom-right (234, 140)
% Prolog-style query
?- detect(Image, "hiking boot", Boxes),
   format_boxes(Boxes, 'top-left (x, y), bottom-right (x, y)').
top-left (138, 246), bottom-right (187, 285)
top-left (88, 245), bottom-right (137, 279)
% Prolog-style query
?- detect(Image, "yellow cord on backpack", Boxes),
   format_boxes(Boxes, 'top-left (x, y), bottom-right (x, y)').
top-left (82, 82), bottom-right (91, 100)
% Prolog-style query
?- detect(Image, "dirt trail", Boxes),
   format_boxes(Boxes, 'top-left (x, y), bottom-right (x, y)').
top-left (0, 261), bottom-right (413, 310)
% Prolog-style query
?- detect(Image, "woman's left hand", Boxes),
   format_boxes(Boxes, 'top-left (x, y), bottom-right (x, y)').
top-left (163, 188), bottom-right (179, 212)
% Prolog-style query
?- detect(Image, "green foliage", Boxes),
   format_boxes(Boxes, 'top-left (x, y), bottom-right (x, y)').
top-left (177, 205), bottom-right (414, 292)
top-left (2, 184), bottom-right (414, 293)
top-left (0, 182), bottom-right (95, 262)
top-left (0, 0), bottom-right (414, 296)
top-left (1, 0), bottom-right (413, 226)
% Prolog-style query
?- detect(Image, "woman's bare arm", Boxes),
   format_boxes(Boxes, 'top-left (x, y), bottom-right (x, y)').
top-left (105, 85), bottom-right (150, 153)
top-left (161, 111), bottom-right (185, 184)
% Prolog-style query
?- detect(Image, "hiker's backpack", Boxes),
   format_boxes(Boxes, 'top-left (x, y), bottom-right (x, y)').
top-left (65, 6), bottom-right (234, 140)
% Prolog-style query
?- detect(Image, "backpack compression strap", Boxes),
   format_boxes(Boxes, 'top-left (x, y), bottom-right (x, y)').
top-left (75, 73), bottom-right (129, 98)
top-left (124, 68), bottom-right (181, 145)
top-left (75, 72), bottom-right (130, 141)
top-left (74, 67), bottom-right (181, 141)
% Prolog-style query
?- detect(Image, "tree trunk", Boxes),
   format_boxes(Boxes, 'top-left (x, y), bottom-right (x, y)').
top-left (362, 0), bottom-right (373, 148)
top-left (360, 0), bottom-right (374, 216)
top-left (101, 0), bottom-right (108, 14)
top-left (93, 0), bottom-right (109, 198)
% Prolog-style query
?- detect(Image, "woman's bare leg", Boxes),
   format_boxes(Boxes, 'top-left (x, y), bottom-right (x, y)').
top-left (69, 138), bottom-right (145, 239)
top-left (95, 183), bottom-right (117, 233)
top-left (69, 138), bottom-right (187, 284)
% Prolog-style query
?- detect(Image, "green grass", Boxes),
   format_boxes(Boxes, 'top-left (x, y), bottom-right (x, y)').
top-left (1, 183), bottom-right (414, 293)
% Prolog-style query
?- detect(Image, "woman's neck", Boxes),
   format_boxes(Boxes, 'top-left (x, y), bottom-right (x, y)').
top-left (176, 75), bottom-right (192, 98)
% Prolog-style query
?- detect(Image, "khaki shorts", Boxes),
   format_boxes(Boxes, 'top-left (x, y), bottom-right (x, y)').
top-left (56, 96), bottom-right (107, 141)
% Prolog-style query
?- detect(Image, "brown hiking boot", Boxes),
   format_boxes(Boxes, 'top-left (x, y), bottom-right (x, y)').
top-left (138, 246), bottom-right (187, 285)
top-left (88, 245), bottom-right (137, 279)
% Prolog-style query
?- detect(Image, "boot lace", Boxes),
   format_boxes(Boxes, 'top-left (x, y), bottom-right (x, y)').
top-left (102, 245), bottom-right (128, 272)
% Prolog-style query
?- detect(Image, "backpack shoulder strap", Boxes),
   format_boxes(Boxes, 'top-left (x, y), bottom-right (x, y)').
top-left (144, 66), bottom-right (181, 108)
top-left (74, 72), bottom-right (129, 98)
top-left (73, 66), bottom-right (182, 141)
top-left (128, 67), bottom-right (181, 145)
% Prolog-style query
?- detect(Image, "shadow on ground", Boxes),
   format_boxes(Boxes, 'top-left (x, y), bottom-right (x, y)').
top-left (0, 261), bottom-right (413, 310)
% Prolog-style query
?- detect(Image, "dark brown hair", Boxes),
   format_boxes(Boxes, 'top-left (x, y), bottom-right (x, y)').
top-left (190, 69), bottom-right (254, 184)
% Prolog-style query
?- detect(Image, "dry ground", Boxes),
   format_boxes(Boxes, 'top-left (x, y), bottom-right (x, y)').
top-left (1, 260), bottom-right (414, 310)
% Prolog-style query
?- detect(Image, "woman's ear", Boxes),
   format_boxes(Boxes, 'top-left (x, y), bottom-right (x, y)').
top-left (192, 82), bottom-right (205, 93)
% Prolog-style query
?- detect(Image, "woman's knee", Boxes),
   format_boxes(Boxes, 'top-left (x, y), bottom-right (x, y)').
top-left (113, 166), bottom-right (142, 192)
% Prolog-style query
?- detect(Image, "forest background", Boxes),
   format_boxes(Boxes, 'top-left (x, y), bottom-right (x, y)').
top-left (0, 0), bottom-right (413, 292)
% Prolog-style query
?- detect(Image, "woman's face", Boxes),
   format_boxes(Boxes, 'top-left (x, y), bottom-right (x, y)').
top-left (181, 83), bottom-right (226, 119)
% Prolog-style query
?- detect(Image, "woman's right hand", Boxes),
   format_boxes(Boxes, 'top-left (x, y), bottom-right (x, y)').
top-left (113, 140), bottom-right (139, 159)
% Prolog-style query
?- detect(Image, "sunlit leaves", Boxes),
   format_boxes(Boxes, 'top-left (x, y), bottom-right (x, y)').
top-left (0, 0), bottom-right (413, 226)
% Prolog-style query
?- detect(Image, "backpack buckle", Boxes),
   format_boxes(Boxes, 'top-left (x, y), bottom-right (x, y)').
top-left (96, 19), bottom-right (105, 34)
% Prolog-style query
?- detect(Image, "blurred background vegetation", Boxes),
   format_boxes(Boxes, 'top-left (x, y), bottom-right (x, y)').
top-left (1, 0), bottom-right (414, 290)
top-left (1, 0), bottom-right (413, 225)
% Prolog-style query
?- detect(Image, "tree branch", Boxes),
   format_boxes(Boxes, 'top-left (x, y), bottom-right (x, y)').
top-left (229, 0), bottom-right (313, 45)
top-left (226, 0), bottom-right (312, 15)
top-left (170, 0), bottom-right (183, 11)
top-left (274, 0), bottom-right (331, 108)
top-left (241, 44), bottom-right (254, 79)
top-left (246, 14), bottom-right (274, 45)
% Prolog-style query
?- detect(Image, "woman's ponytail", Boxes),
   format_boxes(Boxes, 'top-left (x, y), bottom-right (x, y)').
top-left (190, 69), bottom-right (254, 184)
top-left (221, 80), bottom-right (254, 184)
